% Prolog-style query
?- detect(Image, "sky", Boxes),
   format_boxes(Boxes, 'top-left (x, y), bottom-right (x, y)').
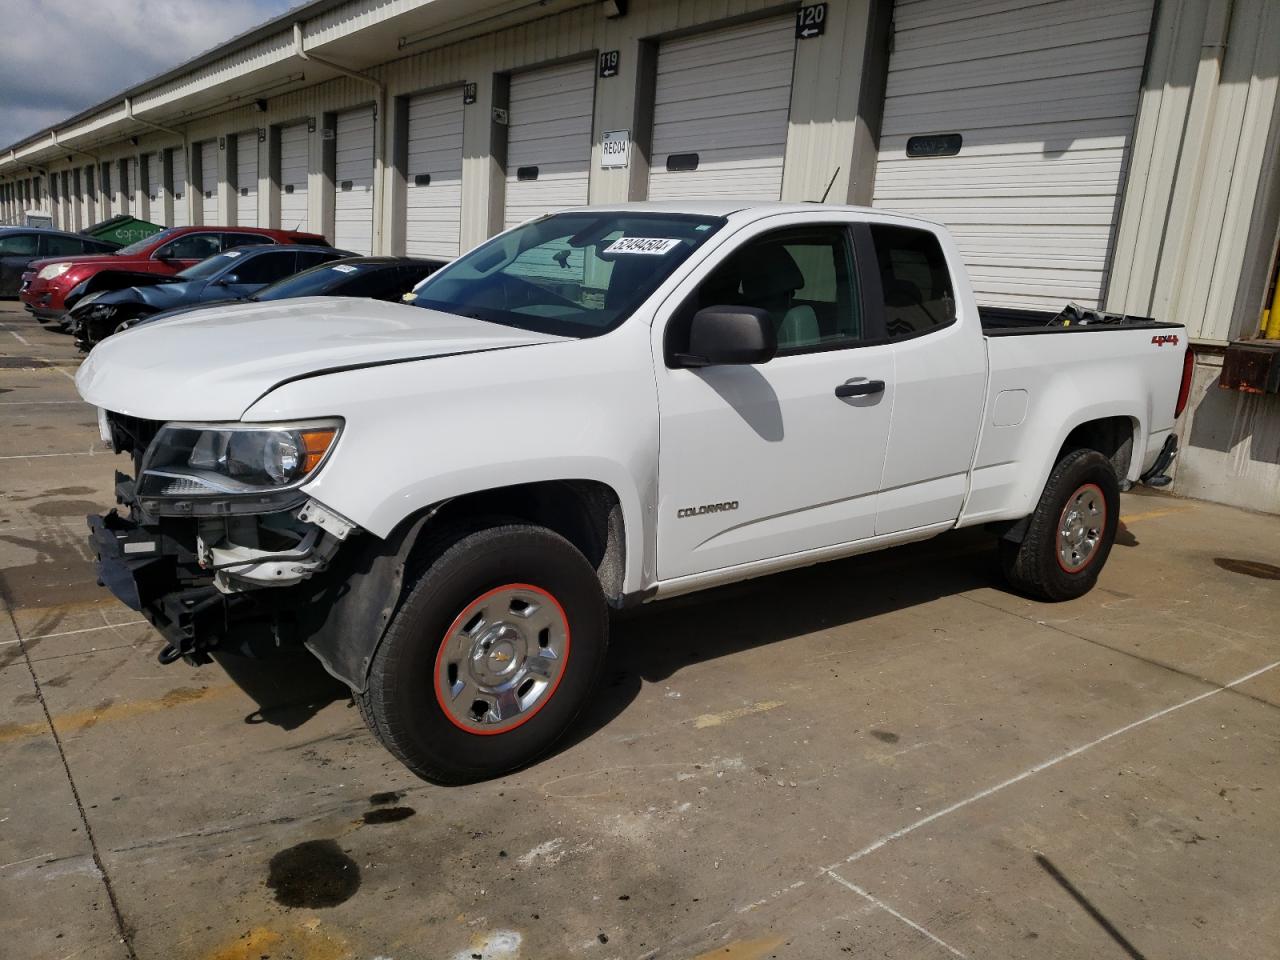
top-left (0, 0), bottom-right (305, 149)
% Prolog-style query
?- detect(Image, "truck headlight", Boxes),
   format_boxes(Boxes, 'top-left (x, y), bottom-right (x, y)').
top-left (138, 420), bottom-right (342, 500)
top-left (37, 262), bottom-right (73, 280)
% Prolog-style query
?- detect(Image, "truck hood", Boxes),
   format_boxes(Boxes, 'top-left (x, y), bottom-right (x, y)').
top-left (76, 296), bottom-right (568, 421)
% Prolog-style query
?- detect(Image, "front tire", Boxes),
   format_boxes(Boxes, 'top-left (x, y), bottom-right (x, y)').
top-left (357, 523), bottom-right (608, 784)
top-left (1000, 448), bottom-right (1120, 602)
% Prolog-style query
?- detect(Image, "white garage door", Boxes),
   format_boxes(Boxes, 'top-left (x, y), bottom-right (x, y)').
top-left (872, 0), bottom-right (1154, 311)
top-left (144, 153), bottom-right (161, 223)
top-left (334, 107), bottom-right (375, 254)
top-left (504, 60), bottom-right (595, 229)
top-left (121, 158), bottom-right (134, 217)
top-left (405, 88), bottom-right (464, 259)
top-left (61, 171), bottom-right (73, 229)
top-left (99, 163), bottom-right (113, 220)
top-left (82, 166), bottom-right (97, 226)
top-left (170, 149), bottom-right (189, 227)
top-left (279, 123), bottom-right (309, 232)
top-left (49, 174), bottom-right (61, 227)
top-left (199, 140), bottom-right (218, 225)
top-left (648, 16), bottom-right (796, 202)
top-left (236, 132), bottom-right (259, 227)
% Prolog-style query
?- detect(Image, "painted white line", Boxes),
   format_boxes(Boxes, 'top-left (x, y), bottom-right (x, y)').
top-left (0, 638), bottom-right (20, 647)
top-left (9, 330), bottom-right (30, 346)
top-left (56, 367), bottom-right (77, 382)
top-left (0, 400), bottom-right (84, 405)
top-left (825, 869), bottom-right (968, 958)
top-left (0, 450), bottom-right (100, 460)
top-left (0, 851), bottom-right (54, 871)
top-left (828, 659), bottom-right (1280, 871)
top-left (22, 620), bottom-right (146, 642)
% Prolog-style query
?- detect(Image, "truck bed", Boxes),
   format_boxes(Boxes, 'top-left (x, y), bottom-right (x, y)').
top-left (979, 303), bottom-right (1182, 336)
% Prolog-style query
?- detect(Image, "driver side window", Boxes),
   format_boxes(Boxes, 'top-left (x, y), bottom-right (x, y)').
top-left (672, 226), bottom-right (863, 356)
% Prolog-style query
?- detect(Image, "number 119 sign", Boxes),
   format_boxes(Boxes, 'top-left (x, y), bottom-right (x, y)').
top-left (796, 3), bottom-right (827, 39)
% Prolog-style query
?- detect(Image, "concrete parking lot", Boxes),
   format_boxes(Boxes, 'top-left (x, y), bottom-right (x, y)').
top-left (1, 301), bottom-right (1277, 960)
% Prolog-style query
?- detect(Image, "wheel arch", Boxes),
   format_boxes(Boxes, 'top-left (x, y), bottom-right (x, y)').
top-left (409, 479), bottom-right (628, 602)
top-left (1057, 414), bottom-right (1140, 484)
top-left (301, 478), bottom-right (630, 693)
top-left (975, 406), bottom-right (1143, 540)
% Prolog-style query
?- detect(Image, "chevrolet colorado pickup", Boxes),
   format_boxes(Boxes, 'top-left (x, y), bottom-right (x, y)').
top-left (77, 202), bottom-right (1193, 783)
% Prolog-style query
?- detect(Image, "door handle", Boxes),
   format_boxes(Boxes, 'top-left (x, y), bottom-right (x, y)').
top-left (834, 378), bottom-right (885, 398)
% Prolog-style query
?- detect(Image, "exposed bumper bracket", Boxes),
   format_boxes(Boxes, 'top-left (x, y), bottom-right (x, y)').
top-left (1140, 435), bottom-right (1178, 488)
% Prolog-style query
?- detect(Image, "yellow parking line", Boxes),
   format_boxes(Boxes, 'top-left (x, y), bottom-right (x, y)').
top-left (692, 700), bottom-right (785, 729)
top-left (1119, 506), bottom-right (1191, 524)
top-left (0, 685), bottom-right (236, 745)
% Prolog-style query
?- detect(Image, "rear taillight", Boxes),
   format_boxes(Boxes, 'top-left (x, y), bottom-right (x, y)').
top-left (1174, 345), bottom-right (1195, 418)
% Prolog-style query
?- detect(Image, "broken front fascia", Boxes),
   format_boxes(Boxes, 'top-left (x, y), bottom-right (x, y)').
top-left (197, 498), bottom-right (359, 593)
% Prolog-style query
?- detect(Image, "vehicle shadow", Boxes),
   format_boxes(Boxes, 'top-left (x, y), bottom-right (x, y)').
top-left (555, 526), bottom-right (1003, 757)
top-left (214, 647), bottom-right (350, 731)
top-left (207, 527), bottom-right (1004, 746)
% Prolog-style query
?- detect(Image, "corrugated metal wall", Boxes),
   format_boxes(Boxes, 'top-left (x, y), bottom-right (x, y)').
top-left (1108, 0), bottom-right (1280, 343)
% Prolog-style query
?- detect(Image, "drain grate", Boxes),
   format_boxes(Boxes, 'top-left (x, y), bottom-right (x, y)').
top-left (0, 357), bottom-right (51, 368)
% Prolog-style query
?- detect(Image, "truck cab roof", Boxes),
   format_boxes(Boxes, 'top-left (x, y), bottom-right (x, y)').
top-left (566, 200), bottom-right (943, 230)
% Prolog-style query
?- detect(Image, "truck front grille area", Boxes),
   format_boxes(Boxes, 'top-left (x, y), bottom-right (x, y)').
top-left (105, 412), bottom-right (163, 476)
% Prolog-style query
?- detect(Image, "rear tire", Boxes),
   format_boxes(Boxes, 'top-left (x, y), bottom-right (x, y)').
top-left (357, 523), bottom-right (608, 784)
top-left (1000, 448), bottom-right (1120, 602)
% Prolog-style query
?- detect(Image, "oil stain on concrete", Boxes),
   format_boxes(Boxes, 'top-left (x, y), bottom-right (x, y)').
top-left (360, 806), bottom-right (416, 825)
top-left (266, 840), bottom-right (361, 909)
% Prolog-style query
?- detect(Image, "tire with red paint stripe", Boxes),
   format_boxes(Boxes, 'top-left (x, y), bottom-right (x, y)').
top-left (358, 523), bottom-right (608, 784)
top-left (999, 448), bottom-right (1120, 602)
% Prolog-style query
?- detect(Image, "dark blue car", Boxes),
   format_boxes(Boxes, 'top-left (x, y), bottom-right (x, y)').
top-left (70, 244), bottom-right (350, 347)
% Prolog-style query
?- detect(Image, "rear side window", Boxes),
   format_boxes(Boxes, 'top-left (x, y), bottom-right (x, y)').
top-left (221, 232), bottom-right (274, 250)
top-left (868, 224), bottom-right (955, 340)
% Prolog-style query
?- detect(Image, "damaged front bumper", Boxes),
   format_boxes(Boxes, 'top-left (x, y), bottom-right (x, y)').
top-left (88, 473), bottom-right (358, 667)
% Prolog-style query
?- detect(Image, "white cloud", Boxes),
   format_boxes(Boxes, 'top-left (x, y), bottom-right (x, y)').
top-left (0, 0), bottom-right (302, 148)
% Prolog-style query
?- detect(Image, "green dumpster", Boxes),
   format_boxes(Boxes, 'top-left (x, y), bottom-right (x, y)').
top-left (82, 215), bottom-right (163, 247)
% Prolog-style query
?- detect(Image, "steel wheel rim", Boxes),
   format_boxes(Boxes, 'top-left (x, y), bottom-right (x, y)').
top-left (1056, 483), bottom-right (1106, 573)
top-left (434, 583), bottom-right (570, 735)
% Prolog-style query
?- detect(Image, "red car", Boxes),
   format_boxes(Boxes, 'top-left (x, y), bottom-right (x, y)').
top-left (20, 225), bottom-right (327, 323)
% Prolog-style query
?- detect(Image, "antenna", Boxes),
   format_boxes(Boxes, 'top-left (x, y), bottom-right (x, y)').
top-left (820, 167), bottom-right (841, 204)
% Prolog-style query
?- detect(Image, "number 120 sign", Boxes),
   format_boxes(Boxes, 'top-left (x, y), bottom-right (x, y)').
top-left (796, 3), bottom-right (827, 38)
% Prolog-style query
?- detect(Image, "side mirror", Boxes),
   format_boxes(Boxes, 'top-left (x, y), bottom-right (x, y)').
top-left (675, 305), bottom-right (776, 367)
top-left (217, 274), bottom-right (238, 285)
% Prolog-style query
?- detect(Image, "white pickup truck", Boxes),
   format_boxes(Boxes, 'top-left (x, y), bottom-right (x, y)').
top-left (78, 202), bottom-right (1193, 783)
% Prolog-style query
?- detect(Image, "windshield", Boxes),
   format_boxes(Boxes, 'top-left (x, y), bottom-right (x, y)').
top-left (177, 250), bottom-right (244, 280)
top-left (115, 228), bottom-right (179, 256)
top-left (410, 212), bottom-right (725, 338)
top-left (253, 259), bottom-right (366, 301)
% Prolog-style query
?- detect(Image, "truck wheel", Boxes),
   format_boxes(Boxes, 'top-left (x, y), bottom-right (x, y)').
top-left (357, 523), bottom-right (608, 784)
top-left (1000, 448), bottom-right (1120, 602)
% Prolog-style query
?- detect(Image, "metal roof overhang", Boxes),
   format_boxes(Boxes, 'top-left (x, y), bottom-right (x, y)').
top-left (0, 0), bottom-right (584, 176)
